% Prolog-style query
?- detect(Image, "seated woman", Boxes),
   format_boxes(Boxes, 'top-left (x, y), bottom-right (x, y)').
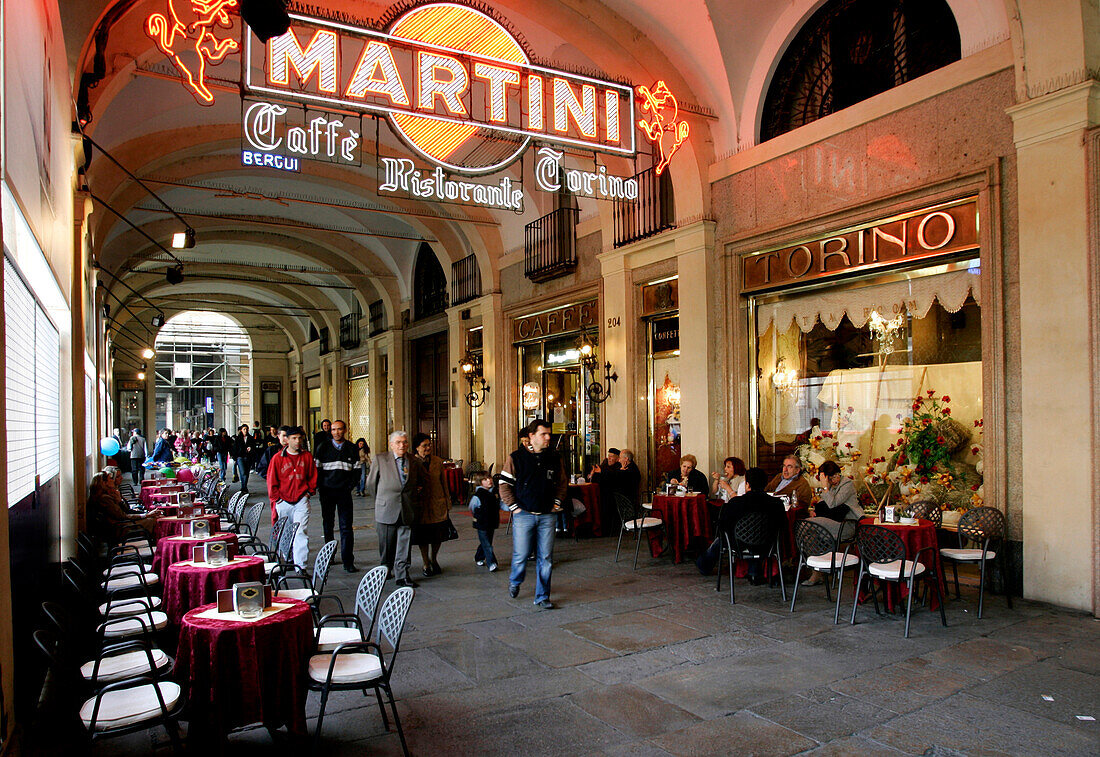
top-left (669, 454), bottom-right (710, 496)
top-left (801, 460), bottom-right (862, 586)
top-left (711, 456), bottom-right (747, 502)
top-left (90, 467), bottom-right (161, 540)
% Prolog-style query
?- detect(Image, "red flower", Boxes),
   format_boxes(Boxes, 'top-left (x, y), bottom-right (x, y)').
top-left (921, 476), bottom-right (929, 484)
top-left (922, 449), bottom-right (930, 456)
top-left (927, 390), bottom-right (934, 396)
top-left (941, 395), bottom-right (950, 402)
top-left (937, 436), bottom-right (946, 444)
top-left (912, 404), bottom-right (920, 411)
top-left (845, 442), bottom-right (852, 448)
top-left (888, 444), bottom-right (896, 451)
top-left (971, 446), bottom-right (980, 455)
top-left (943, 408), bottom-right (951, 415)
top-left (971, 484), bottom-right (979, 491)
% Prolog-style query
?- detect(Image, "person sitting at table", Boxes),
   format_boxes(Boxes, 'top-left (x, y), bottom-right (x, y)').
top-left (90, 467), bottom-right (162, 540)
top-left (618, 449), bottom-right (641, 503)
top-left (801, 460), bottom-right (862, 586)
top-left (711, 457), bottom-right (747, 502)
top-left (669, 454), bottom-right (710, 496)
top-left (590, 448), bottom-right (621, 527)
top-left (696, 467), bottom-right (785, 583)
top-left (766, 455), bottom-right (813, 510)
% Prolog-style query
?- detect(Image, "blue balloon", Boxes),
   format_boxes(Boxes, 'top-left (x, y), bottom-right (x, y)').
top-left (100, 437), bottom-right (121, 457)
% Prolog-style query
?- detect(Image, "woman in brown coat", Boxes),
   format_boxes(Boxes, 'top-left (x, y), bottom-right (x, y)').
top-left (410, 432), bottom-right (452, 576)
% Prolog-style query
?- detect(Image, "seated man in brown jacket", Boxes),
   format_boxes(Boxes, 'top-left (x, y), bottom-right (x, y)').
top-left (766, 455), bottom-right (813, 510)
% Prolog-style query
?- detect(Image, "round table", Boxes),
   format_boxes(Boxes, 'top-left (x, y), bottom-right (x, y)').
top-left (151, 532), bottom-right (239, 580)
top-left (153, 514), bottom-right (220, 542)
top-left (569, 483), bottom-right (603, 536)
top-left (175, 598), bottom-right (314, 738)
top-left (648, 493), bottom-right (712, 563)
top-left (444, 466), bottom-right (466, 503)
top-left (163, 555), bottom-right (265, 626)
top-left (855, 517), bottom-right (946, 610)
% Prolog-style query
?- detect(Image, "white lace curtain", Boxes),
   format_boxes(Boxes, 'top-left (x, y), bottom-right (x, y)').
top-left (755, 269), bottom-right (981, 336)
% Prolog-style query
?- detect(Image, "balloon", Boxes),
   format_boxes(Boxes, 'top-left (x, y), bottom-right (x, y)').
top-left (176, 468), bottom-right (195, 483)
top-left (161, 467), bottom-right (176, 479)
top-left (100, 437), bottom-right (121, 457)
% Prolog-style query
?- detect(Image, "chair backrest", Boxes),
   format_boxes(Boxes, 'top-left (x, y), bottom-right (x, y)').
top-left (278, 520), bottom-right (299, 563)
top-left (243, 501), bottom-right (265, 536)
top-left (312, 540), bottom-right (339, 593)
top-left (794, 519), bottom-right (835, 558)
top-left (957, 506), bottom-right (1005, 546)
top-left (270, 516), bottom-right (288, 553)
top-left (355, 566), bottom-right (389, 639)
top-left (909, 500), bottom-right (942, 527)
top-left (229, 493), bottom-right (248, 522)
top-left (837, 517), bottom-right (858, 545)
top-left (613, 493), bottom-right (637, 524)
top-left (854, 524), bottom-right (906, 565)
top-left (375, 586), bottom-right (414, 671)
top-left (732, 511), bottom-right (768, 550)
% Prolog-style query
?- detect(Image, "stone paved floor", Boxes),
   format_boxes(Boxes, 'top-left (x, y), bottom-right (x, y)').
top-left (100, 487), bottom-right (1100, 755)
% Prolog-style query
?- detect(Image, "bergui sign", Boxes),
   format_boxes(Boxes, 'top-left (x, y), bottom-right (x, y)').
top-left (244, 4), bottom-right (635, 175)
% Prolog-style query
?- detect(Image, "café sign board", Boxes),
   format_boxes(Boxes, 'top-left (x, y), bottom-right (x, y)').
top-left (513, 300), bottom-right (598, 342)
top-left (741, 197), bottom-right (979, 293)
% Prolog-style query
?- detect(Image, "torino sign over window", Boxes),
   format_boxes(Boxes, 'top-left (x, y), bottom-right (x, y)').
top-left (244, 4), bottom-right (636, 176)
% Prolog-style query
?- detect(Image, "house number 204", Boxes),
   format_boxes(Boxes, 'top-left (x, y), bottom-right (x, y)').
top-left (607, 317), bottom-right (621, 329)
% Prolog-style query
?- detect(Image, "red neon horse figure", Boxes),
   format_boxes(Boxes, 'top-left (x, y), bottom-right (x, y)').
top-left (146, 0), bottom-right (240, 105)
top-left (637, 81), bottom-right (690, 176)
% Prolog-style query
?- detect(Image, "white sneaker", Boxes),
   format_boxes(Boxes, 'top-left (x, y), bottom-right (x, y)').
top-left (475, 559), bottom-right (485, 566)
top-left (488, 563), bottom-right (498, 572)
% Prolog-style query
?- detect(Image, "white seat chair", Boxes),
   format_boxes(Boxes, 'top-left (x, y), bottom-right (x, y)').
top-left (940, 505), bottom-right (1013, 618)
top-left (308, 586), bottom-right (415, 755)
top-left (613, 493), bottom-right (664, 570)
top-left (275, 539), bottom-right (338, 603)
top-left (315, 565), bottom-right (389, 652)
top-left (790, 518), bottom-right (859, 623)
top-left (850, 523), bottom-right (946, 638)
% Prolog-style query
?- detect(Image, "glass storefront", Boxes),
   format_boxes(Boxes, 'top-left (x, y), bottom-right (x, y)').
top-left (348, 366), bottom-right (370, 442)
top-left (752, 262), bottom-right (982, 489)
top-left (118, 388), bottom-right (144, 432)
top-left (648, 317), bottom-right (680, 487)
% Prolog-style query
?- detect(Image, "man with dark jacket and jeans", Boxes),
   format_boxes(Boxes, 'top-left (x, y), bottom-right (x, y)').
top-left (696, 466), bottom-right (786, 583)
top-left (315, 419), bottom-right (360, 572)
top-left (499, 419), bottom-right (567, 609)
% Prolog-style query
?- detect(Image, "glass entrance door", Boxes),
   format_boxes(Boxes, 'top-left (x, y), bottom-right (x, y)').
top-left (542, 367), bottom-right (581, 475)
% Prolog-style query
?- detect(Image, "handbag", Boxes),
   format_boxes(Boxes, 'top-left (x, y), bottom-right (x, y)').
top-left (442, 517), bottom-right (460, 542)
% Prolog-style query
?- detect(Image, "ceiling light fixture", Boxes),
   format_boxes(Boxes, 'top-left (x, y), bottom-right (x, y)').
top-left (165, 266), bottom-right (185, 285)
top-left (151, 314), bottom-right (165, 328)
top-left (141, 347), bottom-right (155, 359)
top-left (172, 228), bottom-right (196, 249)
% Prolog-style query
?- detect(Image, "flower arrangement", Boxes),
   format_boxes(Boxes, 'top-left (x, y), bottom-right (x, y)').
top-left (795, 406), bottom-right (862, 485)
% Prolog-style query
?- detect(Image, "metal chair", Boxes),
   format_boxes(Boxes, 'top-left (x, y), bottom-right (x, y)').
top-left (908, 500), bottom-right (942, 527)
top-left (850, 523), bottom-right (946, 637)
top-left (613, 493), bottom-right (664, 570)
top-left (716, 511), bottom-right (787, 604)
top-left (789, 518), bottom-right (859, 622)
top-left (34, 629), bottom-right (184, 753)
top-left (315, 565), bottom-right (389, 652)
top-left (275, 540), bottom-right (338, 603)
top-left (940, 506), bottom-right (1012, 618)
top-left (308, 586), bottom-right (414, 755)
top-left (265, 519), bottom-right (300, 580)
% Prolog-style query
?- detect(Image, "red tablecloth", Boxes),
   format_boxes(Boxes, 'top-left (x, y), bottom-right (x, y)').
top-left (569, 483), bottom-right (603, 536)
top-left (163, 556), bottom-right (265, 626)
top-left (140, 484), bottom-right (185, 507)
top-left (444, 466), bottom-right (466, 502)
top-left (152, 532), bottom-right (239, 581)
top-left (153, 514), bottom-right (220, 542)
top-left (175, 598), bottom-right (314, 738)
top-left (648, 494), bottom-right (712, 564)
top-left (855, 518), bottom-right (946, 611)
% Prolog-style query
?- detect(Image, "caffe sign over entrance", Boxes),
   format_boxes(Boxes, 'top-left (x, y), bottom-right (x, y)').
top-left (741, 197), bottom-right (979, 292)
top-left (513, 300), bottom-right (598, 342)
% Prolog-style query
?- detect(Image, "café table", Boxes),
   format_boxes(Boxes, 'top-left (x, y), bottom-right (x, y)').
top-left (855, 517), bottom-right (947, 611)
top-left (151, 532), bottom-right (239, 580)
top-left (569, 482), bottom-right (602, 536)
top-left (444, 466), bottom-right (466, 504)
top-left (153, 514), bottom-right (220, 542)
top-left (648, 493), bottom-right (712, 564)
top-left (163, 555), bottom-right (265, 626)
top-left (175, 598), bottom-right (314, 739)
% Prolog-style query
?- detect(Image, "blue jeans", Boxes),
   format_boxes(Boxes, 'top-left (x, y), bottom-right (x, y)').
top-left (475, 528), bottom-right (496, 567)
top-left (357, 467), bottom-right (367, 494)
top-left (509, 511), bottom-right (555, 602)
top-left (235, 457), bottom-right (250, 489)
top-left (217, 452), bottom-right (228, 480)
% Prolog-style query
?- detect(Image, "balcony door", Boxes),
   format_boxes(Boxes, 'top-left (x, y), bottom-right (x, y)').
top-left (412, 331), bottom-right (449, 457)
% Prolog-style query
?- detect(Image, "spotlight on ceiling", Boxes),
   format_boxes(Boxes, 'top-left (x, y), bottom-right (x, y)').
top-left (141, 347), bottom-right (155, 360)
top-left (137, 371), bottom-right (146, 381)
top-left (166, 265), bottom-right (185, 285)
top-left (151, 314), bottom-right (165, 328)
top-left (240, 0), bottom-right (291, 43)
top-left (172, 228), bottom-right (196, 249)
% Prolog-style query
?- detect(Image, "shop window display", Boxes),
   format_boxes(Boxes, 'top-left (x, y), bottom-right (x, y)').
top-left (754, 268), bottom-right (981, 511)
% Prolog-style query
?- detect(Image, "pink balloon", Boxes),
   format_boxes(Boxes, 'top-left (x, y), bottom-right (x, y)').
top-left (176, 468), bottom-right (195, 483)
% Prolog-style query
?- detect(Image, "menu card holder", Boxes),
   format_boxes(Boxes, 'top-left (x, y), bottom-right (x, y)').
top-left (186, 518), bottom-right (211, 538)
top-left (216, 585), bottom-right (272, 612)
top-left (206, 540), bottom-right (229, 566)
top-left (179, 492), bottom-right (193, 506)
top-left (884, 505), bottom-right (897, 523)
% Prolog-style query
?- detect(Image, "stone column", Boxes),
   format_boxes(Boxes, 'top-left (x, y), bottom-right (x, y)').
top-left (447, 306), bottom-right (469, 461)
top-left (479, 292), bottom-right (504, 469)
top-left (675, 223), bottom-right (718, 474)
top-left (1009, 81), bottom-right (1100, 611)
top-left (597, 249), bottom-right (635, 456)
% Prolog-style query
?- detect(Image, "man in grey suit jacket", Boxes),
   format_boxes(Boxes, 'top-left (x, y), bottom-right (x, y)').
top-left (365, 430), bottom-right (424, 587)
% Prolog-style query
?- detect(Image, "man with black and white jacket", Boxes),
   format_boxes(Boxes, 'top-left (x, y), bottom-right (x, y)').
top-left (315, 419), bottom-right (361, 572)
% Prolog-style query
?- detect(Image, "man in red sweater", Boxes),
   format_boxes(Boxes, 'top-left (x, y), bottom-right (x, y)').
top-left (267, 426), bottom-right (317, 569)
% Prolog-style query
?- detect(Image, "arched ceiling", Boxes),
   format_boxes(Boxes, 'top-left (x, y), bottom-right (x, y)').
top-left (61, 0), bottom-right (1011, 366)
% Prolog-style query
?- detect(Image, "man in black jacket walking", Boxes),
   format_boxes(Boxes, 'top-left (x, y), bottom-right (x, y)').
top-left (315, 419), bottom-right (360, 572)
top-left (499, 419), bottom-right (567, 609)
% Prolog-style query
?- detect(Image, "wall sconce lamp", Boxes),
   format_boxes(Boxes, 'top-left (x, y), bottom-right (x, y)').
top-left (141, 347), bottom-right (155, 359)
top-left (459, 351), bottom-right (489, 407)
top-left (579, 329), bottom-right (617, 404)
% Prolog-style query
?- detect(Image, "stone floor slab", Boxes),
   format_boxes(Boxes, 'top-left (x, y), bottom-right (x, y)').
top-left (649, 711), bottom-right (816, 756)
top-left (568, 683), bottom-right (701, 739)
top-left (564, 611), bottom-right (705, 653)
top-left (497, 625), bottom-right (618, 667)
